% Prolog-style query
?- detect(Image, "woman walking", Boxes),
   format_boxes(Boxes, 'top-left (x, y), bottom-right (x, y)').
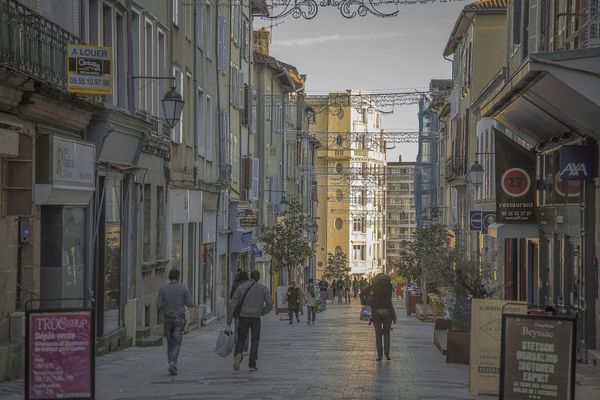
top-left (368, 273), bottom-right (397, 361)
top-left (287, 281), bottom-right (301, 324)
top-left (305, 279), bottom-right (318, 325)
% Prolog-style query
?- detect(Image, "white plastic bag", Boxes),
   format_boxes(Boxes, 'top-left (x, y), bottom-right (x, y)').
top-left (215, 328), bottom-right (234, 357)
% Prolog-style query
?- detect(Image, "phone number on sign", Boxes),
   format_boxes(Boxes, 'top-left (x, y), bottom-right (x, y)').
top-left (69, 76), bottom-right (110, 87)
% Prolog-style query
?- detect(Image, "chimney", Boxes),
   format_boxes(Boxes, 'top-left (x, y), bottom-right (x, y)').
top-left (253, 28), bottom-right (270, 56)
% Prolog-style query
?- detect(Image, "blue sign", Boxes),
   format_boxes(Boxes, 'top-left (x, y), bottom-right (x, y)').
top-left (251, 244), bottom-right (262, 257)
top-left (469, 211), bottom-right (482, 231)
top-left (559, 146), bottom-right (596, 181)
top-left (482, 211), bottom-right (496, 235)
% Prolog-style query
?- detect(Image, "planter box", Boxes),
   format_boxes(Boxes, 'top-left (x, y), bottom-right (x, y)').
top-left (446, 330), bottom-right (470, 364)
top-left (407, 294), bottom-right (423, 316)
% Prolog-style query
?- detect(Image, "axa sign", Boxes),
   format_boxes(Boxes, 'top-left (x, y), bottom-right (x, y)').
top-left (559, 146), bottom-right (596, 181)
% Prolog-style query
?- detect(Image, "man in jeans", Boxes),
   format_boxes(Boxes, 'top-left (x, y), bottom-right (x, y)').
top-left (157, 268), bottom-right (192, 375)
top-left (227, 270), bottom-right (273, 372)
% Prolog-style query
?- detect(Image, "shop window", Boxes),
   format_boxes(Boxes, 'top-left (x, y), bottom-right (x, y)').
top-left (143, 184), bottom-right (151, 261)
top-left (172, 224), bottom-right (184, 270)
top-left (104, 177), bottom-right (122, 334)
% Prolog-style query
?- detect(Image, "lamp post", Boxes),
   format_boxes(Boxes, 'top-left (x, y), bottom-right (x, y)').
top-left (468, 160), bottom-right (484, 190)
top-left (131, 76), bottom-right (185, 129)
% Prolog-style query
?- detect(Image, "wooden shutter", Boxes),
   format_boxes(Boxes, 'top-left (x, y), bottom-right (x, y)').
top-left (528, 0), bottom-right (540, 53)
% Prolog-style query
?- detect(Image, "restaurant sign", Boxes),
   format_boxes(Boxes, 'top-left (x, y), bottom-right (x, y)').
top-left (26, 308), bottom-right (95, 399)
top-left (495, 130), bottom-right (536, 223)
top-left (500, 314), bottom-right (576, 400)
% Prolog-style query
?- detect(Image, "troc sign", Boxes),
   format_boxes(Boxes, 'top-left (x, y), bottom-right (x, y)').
top-left (559, 146), bottom-right (596, 181)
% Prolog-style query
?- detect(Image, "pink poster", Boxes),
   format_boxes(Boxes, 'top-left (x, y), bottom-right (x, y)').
top-left (28, 311), bottom-right (93, 399)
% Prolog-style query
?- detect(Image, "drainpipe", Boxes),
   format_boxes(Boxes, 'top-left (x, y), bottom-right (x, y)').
top-left (193, 0), bottom-right (199, 184)
top-left (126, 0), bottom-right (135, 114)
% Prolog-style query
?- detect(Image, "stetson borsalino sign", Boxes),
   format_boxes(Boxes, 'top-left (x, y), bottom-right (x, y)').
top-left (495, 130), bottom-right (536, 223)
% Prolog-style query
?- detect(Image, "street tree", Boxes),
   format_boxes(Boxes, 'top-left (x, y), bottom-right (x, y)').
top-left (259, 199), bottom-right (314, 279)
top-left (323, 251), bottom-right (349, 281)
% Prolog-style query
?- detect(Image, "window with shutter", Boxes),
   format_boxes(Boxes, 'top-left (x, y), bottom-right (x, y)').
top-left (205, 2), bottom-right (213, 59)
top-left (528, 0), bottom-right (539, 54)
top-left (250, 88), bottom-right (257, 134)
top-left (242, 85), bottom-right (249, 126)
top-left (591, 0), bottom-right (600, 43)
top-left (239, 70), bottom-right (245, 111)
top-left (196, 88), bottom-right (206, 157)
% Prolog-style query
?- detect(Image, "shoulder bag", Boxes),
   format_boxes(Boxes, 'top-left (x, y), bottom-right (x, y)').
top-left (232, 282), bottom-right (257, 318)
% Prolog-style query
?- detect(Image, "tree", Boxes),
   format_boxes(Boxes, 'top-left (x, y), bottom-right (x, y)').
top-left (259, 200), bottom-right (314, 279)
top-left (323, 251), bottom-right (349, 281)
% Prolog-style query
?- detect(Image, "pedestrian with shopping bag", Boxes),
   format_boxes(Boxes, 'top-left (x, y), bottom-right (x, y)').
top-left (367, 273), bottom-right (397, 361)
top-left (230, 270), bottom-right (249, 352)
top-left (227, 270), bottom-right (273, 372)
top-left (157, 268), bottom-right (193, 376)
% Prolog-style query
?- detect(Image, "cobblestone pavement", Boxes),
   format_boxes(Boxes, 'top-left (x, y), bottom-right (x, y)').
top-left (1, 299), bottom-right (599, 399)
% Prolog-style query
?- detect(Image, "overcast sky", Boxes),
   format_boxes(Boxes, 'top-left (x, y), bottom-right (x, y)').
top-left (256, 2), bottom-right (466, 161)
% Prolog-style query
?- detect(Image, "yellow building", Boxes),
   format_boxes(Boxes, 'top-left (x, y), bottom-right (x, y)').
top-left (309, 92), bottom-right (386, 279)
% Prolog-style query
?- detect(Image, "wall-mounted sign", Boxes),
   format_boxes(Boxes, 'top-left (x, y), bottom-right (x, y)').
top-left (26, 309), bottom-right (94, 399)
top-left (67, 45), bottom-right (112, 95)
top-left (495, 130), bottom-right (536, 223)
top-left (500, 314), bottom-right (576, 400)
top-left (559, 146), bottom-right (596, 181)
top-left (482, 211), bottom-right (496, 235)
top-left (53, 137), bottom-right (95, 188)
top-left (469, 299), bottom-right (527, 395)
top-left (470, 211), bottom-right (482, 231)
top-left (237, 208), bottom-right (257, 228)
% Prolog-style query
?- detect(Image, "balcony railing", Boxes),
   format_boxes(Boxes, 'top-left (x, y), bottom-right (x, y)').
top-left (445, 155), bottom-right (467, 181)
top-left (0, 0), bottom-right (80, 91)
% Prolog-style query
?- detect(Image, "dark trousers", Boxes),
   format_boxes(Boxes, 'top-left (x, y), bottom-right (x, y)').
top-left (372, 315), bottom-right (392, 358)
top-left (306, 305), bottom-right (316, 322)
top-left (235, 317), bottom-right (261, 368)
top-left (164, 318), bottom-right (185, 365)
top-left (288, 308), bottom-right (299, 322)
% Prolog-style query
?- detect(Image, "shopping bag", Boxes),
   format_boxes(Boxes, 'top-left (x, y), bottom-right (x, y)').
top-left (360, 305), bottom-right (372, 321)
top-left (215, 328), bottom-right (234, 357)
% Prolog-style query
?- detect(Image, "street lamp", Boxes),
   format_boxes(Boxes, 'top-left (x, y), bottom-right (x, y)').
top-left (279, 195), bottom-right (289, 206)
top-left (161, 85), bottom-right (185, 129)
top-left (469, 161), bottom-right (484, 190)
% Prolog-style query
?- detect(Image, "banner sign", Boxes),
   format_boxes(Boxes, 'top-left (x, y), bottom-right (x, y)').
top-left (469, 299), bottom-right (527, 395)
top-left (26, 309), bottom-right (94, 399)
top-left (559, 146), bottom-right (596, 181)
top-left (67, 45), bottom-right (112, 95)
top-left (500, 314), bottom-right (576, 400)
top-left (495, 130), bottom-right (536, 223)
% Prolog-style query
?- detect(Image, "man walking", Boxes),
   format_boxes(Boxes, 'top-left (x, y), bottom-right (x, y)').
top-left (344, 276), bottom-right (352, 303)
top-left (352, 278), bottom-right (360, 299)
top-left (157, 268), bottom-right (193, 376)
top-left (228, 270), bottom-right (273, 372)
top-left (286, 281), bottom-right (301, 324)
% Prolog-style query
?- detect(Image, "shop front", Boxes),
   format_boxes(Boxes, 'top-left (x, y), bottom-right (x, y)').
top-left (36, 135), bottom-right (95, 309)
top-left (480, 48), bottom-right (600, 350)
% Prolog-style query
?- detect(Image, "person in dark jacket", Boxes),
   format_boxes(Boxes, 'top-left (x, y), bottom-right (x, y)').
top-left (368, 273), bottom-right (397, 361)
top-left (286, 281), bottom-right (301, 324)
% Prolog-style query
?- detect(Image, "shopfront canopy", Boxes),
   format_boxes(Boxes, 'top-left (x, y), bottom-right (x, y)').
top-left (481, 48), bottom-right (600, 145)
top-left (487, 223), bottom-right (538, 239)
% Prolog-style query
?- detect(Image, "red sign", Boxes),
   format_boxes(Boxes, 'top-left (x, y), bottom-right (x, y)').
top-left (27, 310), bottom-right (93, 399)
top-left (501, 168), bottom-right (531, 197)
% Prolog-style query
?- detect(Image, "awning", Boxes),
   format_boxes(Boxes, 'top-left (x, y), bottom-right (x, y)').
top-left (481, 48), bottom-right (600, 144)
top-left (487, 223), bottom-right (538, 239)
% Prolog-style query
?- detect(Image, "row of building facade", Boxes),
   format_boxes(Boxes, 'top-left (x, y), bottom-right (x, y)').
top-left (0, 0), bottom-right (318, 380)
top-left (420, 0), bottom-right (600, 355)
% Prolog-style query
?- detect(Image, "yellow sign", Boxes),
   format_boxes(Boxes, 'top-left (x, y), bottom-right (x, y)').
top-left (469, 298), bottom-right (527, 395)
top-left (67, 45), bottom-right (112, 95)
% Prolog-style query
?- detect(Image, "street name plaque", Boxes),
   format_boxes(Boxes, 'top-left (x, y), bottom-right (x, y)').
top-left (26, 308), bottom-right (95, 400)
top-left (499, 314), bottom-right (576, 400)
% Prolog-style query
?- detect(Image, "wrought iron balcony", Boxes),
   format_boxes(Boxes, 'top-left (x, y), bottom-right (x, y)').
top-left (0, 0), bottom-right (80, 91)
top-left (445, 156), bottom-right (467, 181)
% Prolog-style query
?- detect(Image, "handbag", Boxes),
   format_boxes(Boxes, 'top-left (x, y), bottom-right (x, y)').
top-left (360, 305), bottom-right (372, 321)
top-left (232, 282), bottom-right (257, 318)
top-left (215, 328), bottom-right (234, 357)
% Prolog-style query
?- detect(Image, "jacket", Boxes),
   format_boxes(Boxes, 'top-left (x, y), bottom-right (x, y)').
top-left (369, 279), bottom-right (396, 321)
top-left (227, 279), bottom-right (273, 325)
top-left (305, 284), bottom-right (318, 307)
top-left (286, 286), bottom-right (301, 310)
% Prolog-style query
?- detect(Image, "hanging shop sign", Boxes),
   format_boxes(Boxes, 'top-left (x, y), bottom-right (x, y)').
top-left (499, 314), bottom-right (576, 400)
top-left (469, 299), bottom-right (527, 396)
top-left (495, 130), bottom-right (536, 223)
top-left (469, 211), bottom-right (482, 231)
top-left (237, 208), bottom-right (258, 228)
top-left (559, 146), bottom-right (596, 181)
top-left (26, 308), bottom-right (95, 399)
top-left (67, 45), bottom-right (112, 95)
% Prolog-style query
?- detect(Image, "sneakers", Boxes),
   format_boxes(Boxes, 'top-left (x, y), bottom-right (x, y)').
top-left (385, 356), bottom-right (391, 361)
top-left (233, 353), bottom-right (243, 371)
top-left (168, 362), bottom-right (178, 375)
top-left (249, 366), bottom-right (257, 372)
top-left (296, 318), bottom-right (300, 323)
